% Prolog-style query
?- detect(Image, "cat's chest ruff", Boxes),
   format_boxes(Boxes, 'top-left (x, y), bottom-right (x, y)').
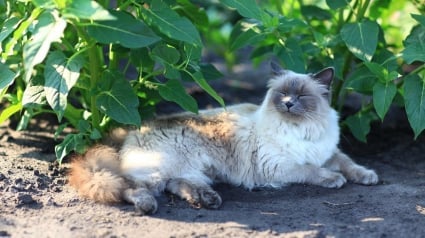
top-left (256, 112), bottom-right (339, 167)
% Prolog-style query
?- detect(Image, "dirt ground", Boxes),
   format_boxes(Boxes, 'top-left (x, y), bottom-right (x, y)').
top-left (2, 62), bottom-right (425, 238)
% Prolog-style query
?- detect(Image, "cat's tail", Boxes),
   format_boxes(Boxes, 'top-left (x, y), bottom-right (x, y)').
top-left (68, 145), bottom-right (129, 203)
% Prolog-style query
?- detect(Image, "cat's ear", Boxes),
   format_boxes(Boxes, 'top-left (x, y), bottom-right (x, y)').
top-left (313, 67), bottom-right (334, 89)
top-left (271, 61), bottom-right (285, 76)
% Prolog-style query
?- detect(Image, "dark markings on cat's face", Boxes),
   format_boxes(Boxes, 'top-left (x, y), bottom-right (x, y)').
top-left (267, 63), bottom-right (334, 121)
top-left (271, 77), bottom-right (320, 118)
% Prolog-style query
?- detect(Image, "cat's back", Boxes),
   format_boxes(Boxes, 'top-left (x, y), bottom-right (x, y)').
top-left (126, 103), bottom-right (256, 150)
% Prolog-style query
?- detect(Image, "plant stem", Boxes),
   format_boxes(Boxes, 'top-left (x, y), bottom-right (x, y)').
top-left (336, 8), bottom-right (345, 32)
top-left (75, 24), bottom-right (102, 131)
top-left (108, 44), bottom-right (118, 70)
top-left (332, 52), bottom-right (353, 110)
top-left (357, 0), bottom-right (371, 21)
top-left (344, 0), bottom-right (359, 23)
top-left (101, 0), bottom-right (111, 8)
top-left (88, 46), bottom-right (102, 131)
top-left (118, 0), bottom-right (134, 10)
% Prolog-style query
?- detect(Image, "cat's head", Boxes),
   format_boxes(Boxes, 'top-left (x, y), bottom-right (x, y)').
top-left (266, 62), bottom-right (334, 121)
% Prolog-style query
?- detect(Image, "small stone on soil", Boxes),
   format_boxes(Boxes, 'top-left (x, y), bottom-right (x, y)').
top-left (54, 178), bottom-right (65, 185)
top-left (49, 184), bottom-right (62, 193)
top-left (14, 178), bottom-right (23, 185)
top-left (6, 135), bottom-right (14, 142)
top-left (0, 231), bottom-right (11, 236)
top-left (33, 170), bottom-right (40, 176)
top-left (15, 193), bottom-right (36, 206)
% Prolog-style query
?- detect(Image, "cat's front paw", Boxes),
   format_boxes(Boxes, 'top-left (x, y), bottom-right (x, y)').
top-left (348, 167), bottom-right (379, 185)
top-left (317, 171), bottom-right (347, 188)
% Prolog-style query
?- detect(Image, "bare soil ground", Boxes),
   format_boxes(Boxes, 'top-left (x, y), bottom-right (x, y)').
top-left (2, 62), bottom-right (425, 238)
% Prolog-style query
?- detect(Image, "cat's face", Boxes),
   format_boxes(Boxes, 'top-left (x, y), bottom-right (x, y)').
top-left (267, 63), bottom-right (334, 121)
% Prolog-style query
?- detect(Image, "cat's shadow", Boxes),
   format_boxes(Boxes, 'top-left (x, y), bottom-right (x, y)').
top-left (119, 182), bottom-right (369, 235)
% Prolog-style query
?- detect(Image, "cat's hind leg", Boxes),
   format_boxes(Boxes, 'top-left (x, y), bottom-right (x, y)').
top-left (324, 149), bottom-right (378, 185)
top-left (165, 178), bottom-right (222, 209)
top-left (123, 187), bottom-right (158, 215)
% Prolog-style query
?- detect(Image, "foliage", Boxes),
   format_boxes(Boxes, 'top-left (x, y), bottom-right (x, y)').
top-left (222, 0), bottom-right (425, 141)
top-left (0, 0), bottom-right (224, 162)
top-left (1, 0), bottom-right (425, 164)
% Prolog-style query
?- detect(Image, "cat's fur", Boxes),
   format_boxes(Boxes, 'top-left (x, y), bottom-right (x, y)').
top-left (69, 63), bottom-right (378, 215)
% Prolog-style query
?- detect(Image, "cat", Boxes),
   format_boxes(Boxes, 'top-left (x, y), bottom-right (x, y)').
top-left (68, 62), bottom-right (379, 215)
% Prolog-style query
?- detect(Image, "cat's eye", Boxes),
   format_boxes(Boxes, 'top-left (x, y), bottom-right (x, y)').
top-left (276, 91), bottom-right (286, 96)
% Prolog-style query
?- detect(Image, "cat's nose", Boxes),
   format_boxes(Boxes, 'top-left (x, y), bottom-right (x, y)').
top-left (281, 96), bottom-right (294, 108)
top-left (285, 101), bottom-right (294, 108)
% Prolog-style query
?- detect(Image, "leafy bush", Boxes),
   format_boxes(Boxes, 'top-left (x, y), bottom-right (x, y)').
top-left (223, 0), bottom-right (425, 141)
top-left (0, 0), bottom-right (224, 162)
top-left (1, 0), bottom-right (424, 163)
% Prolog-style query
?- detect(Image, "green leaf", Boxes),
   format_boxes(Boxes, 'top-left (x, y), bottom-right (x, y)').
top-left (0, 63), bottom-right (16, 90)
top-left (0, 103), bottom-right (22, 124)
top-left (373, 48), bottom-right (398, 72)
top-left (221, 0), bottom-right (263, 20)
top-left (44, 51), bottom-right (84, 121)
top-left (183, 43), bottom-right (202, 62)
top-left (96, 71), bottom-right (141, 126)
top-left (158, 79), bottom-right (198, 113)
top-left (301, 5), bottom-right (332, 20)
top-left (277, 17), bottom-right (307, 33)
top-left (141, 0), bottom-right (202, 46)
top-left (275, 38), bottom-right (306, 73)
top-left (63, 104), bottom-right (84, 128)
top-left (23, 11), bottom-right (67, 82)
top-left (312, 31), bottom-right (330, 48)
top-left (62, 0), bottom-right (116, 20)
top-left (176, 0), bottom-right (209, 29)
top-left (412, 14), bottom-right (425, 26)
top-left (344, 112), bottom-right (373, 142)
top-left (55, 133), bottom-right (88, 164)
top-left (0, 17), bottom-right (21, 43)
top-left (340, 21), bottom-right (379, 62)
top-left (163, 64), bottom-right (181, 80)
top-left (151, 44), bottom-right (180, 65)
top-left (200, 63), bottom-right (223, 81)
top-left (32, 0), bottom-right (56, 9)
top-left (402, 25), bottom-right (425, 64)
top-left (130, 48), bottom-right (155, 71)
top-left (364, 62), bottom-right (388, 82)
top-left (364, 61), bottom-right (399, 85)
top-left (403, 74), bottom-right (425, 139)
top-left (4, 8), bottom-right (43, 61)
top-left (22, 81), bottom-right (46, 107)
top-left (326, 0), bottom-right (351, 9)
top-left (344, 66), bottom-right (377, 94)
top-left (77, 120), bottom-right (91, 133)
top-left (87, 10), bottom-right (160, 49)
top-left (16, 109), bottom-right (33, 131)
top-left (90, 128), bottom-right (102, 140)
top-left (369, 0), bottom-right (391, 20)
top-left (229, 21), bottom-right (265, 51)
top-left (373, 81), bottom-right (397, 120)
top-left (190, 71), bottom-right (225, 107)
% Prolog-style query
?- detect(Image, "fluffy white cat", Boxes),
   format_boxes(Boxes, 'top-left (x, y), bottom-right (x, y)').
top-left (69, 62), bottom-right (378, 215)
